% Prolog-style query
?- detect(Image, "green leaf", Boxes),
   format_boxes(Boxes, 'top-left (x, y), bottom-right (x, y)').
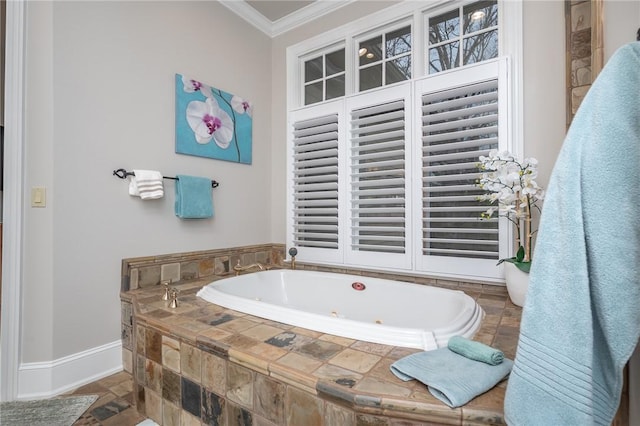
top-left (516, 246), bottom-right (525, 263)
top-left (514, 261), bottom-right (531, 273)
top-left (496, 257), bottom-right (531, 273)
top-left (496, 257), bottom-right (515, 266)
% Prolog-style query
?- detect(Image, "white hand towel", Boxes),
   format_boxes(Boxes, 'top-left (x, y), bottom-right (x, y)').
top-left (129, 170), bottom-right (164, 199)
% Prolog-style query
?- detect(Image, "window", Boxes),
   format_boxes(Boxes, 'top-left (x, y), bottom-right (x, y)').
top-left (345, 85), bottom-right (412, 270)
top-left (303, 48), bottom-right (346, 105)
top-left (358, 25), bottom-right (412, 91)
top-left (427, 0), bottom-right (498, 74)
top-left (287, 0), bottom-right (521, 282)
top-left (291, 113), bottom-right (340, 249)
top-left (414, 60), bottom-right (509, 279)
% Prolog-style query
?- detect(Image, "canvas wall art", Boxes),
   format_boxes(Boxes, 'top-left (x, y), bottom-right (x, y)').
top-left (175, 74), bottom-right (252, 164)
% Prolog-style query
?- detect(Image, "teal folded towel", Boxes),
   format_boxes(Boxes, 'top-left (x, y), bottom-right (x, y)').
top-left (175, 174), bottom-right (213, 219)
top-left (447, 336), bottom-right (504, 365)
top-left (390, 348), bottom-right (513, 408)
top-left (505, 42), bottom-right (640, 425)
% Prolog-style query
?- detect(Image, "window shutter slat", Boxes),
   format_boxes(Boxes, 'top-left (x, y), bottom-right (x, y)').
top-left (423, 171), bottom-right (483, 182)
top-left (424, 227), bottom-right (498, 234)
top-left (352, 139), bottom-right (404, 153)
top-left (351, 130), bottom-right (405, 145)
top-left (349, 120), bottom-right (404, 135)
top-left (294, 165), bottom-right (338, 176)
top-left (350, 100), bottom-right (405, 118)
top-left (424, 137), bottom-right (498, 153)
top-left (292, 113), bottom-right (340, 249)
top-left (421, 79), bottom-right (500, 259)
top-left (294, 148), bottom-right (338, 161)
top-left (424, 161), bottom-right (485, 173)
top-left (294, 140), bottom-right (337, 152)
top-left (422, 125), bottom-right (498, 144)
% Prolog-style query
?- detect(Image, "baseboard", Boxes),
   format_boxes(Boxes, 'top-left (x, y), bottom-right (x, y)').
top-left (17, 340), bottom-right (123, 400)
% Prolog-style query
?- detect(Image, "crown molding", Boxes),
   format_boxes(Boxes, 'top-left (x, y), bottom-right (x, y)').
top-left (219, 0), bottom-right (356, 38)
top-left (219, 1), bottom-right (273, 36)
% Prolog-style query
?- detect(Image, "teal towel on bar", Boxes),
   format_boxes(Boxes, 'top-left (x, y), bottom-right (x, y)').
top-left (175, 174), bottom-right (213, 219)
top-left (504, 42), bottom-right (640, 426)
top-left (390, 348), bottom-right (513, 408)
top-left (448, 336), bottom-right (504, 365)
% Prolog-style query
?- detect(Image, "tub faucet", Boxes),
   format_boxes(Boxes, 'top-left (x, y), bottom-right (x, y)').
top-left (288, 247), bottom-right (298, 270)
top-left (233, 260), bottom-right (266, 276)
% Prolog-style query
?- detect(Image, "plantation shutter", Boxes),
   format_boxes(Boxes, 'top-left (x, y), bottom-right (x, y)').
top-left (420, 78), bottom-right (500, 260)
top-left (291, 113), bottom-right (340, 252)
top-left (346, 85), bottom-right (411, 269)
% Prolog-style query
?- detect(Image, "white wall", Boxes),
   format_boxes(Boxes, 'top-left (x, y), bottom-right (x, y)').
top-left (604, 0), bottom-right (640, 62)
top-left (21, 0), bottom-right (272, 364)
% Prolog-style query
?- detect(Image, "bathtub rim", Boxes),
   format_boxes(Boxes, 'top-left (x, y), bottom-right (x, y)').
top-left (196, 269), bottom-right (485, 351)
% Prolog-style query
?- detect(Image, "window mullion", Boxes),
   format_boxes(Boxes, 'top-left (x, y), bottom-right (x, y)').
top-left (458, 5), bottom-right (464, 68)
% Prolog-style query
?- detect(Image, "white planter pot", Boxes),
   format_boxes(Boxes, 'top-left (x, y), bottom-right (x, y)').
top-left (504, 262), bottom-right (530, 307)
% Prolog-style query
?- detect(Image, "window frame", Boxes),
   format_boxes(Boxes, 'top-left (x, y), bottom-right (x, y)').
top-left (412, 58), bottom-right (511, 280)
top-left (286, 0), bottom-right (523, 283)
top-left (424, 0), bottom-right (500, 74)
top-left (299, 42), bottom-right (347, 106)
top-left (354, 20), bottom-right (414, 93)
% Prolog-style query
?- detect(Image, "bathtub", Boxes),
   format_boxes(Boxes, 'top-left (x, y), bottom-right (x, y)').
top-left (196, 269), bottom-right (484, 351)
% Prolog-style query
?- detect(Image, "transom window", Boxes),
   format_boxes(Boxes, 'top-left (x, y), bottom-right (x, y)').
top-left (303, 48), bottom-right (346, 105)
top-left (357, 24), bottom-right (412, 91)
top-left (427, 0), bottom-right (498, 74)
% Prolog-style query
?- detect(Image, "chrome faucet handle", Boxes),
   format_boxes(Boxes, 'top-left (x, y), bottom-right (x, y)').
top-left (161, 280), bottom-right (171, 301)
top-left (168, 288), bottom-right (180, 309)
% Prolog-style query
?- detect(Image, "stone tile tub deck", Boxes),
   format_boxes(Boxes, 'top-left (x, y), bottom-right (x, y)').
top-left (121, 253), bottom-right (521, 425)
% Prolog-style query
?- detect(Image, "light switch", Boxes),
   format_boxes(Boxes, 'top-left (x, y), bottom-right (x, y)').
top-left (31, 187), bottom-right (46, 208)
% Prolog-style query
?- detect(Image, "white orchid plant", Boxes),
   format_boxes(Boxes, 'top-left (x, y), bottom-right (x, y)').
top-left (477, 150), bottom-right (545, 273)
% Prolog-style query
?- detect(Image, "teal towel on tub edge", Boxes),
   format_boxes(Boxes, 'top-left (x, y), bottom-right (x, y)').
top-left (390, 348), bottom-right (513, 408)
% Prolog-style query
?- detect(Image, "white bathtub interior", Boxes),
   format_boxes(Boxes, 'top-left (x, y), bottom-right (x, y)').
top-left (197, 269), bottom-right (484, 351)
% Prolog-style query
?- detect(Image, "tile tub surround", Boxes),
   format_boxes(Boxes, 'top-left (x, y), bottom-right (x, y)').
top-left (122, 275), bottom-right (521, 425)
top-left (121, 244), bottom-right (286, 293)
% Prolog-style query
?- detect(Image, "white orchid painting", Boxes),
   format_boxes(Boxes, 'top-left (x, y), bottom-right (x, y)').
top-left (175, 74), bottom-right (252, 164)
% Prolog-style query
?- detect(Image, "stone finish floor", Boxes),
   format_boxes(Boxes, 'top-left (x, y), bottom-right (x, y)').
top-left (68, 370), bottom-right (147, 425)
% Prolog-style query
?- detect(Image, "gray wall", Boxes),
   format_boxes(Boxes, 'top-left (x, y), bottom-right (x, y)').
top-left (22, 1), bottom-right (272, 362)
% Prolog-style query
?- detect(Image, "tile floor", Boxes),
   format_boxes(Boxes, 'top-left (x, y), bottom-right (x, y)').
top-left (69, 370), bottom-right (148, 426)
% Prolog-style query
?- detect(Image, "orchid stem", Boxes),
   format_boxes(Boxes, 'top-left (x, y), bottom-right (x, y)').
top-left (216, 90), bottom-right (241, 162)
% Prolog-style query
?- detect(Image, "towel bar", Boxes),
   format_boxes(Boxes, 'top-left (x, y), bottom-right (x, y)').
top-left (112, 168), bottom-right (219, 188)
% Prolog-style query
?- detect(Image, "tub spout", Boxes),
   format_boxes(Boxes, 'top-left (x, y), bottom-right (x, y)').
top-left (233, 261), bottom-right (266, 276)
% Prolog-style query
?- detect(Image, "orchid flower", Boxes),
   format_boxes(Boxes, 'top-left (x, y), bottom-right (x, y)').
top-left (231, 95), bottom-right (253, 117)
top-left (185, 98), bottom-right (234, 148)
top-left (181, 75), bottom-right (214, 99)
top-left (476, 150), bottom-right (544, 267)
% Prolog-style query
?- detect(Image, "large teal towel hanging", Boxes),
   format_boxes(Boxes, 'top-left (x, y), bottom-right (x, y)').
top-left (504, 42), bottom-right (640, 425)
